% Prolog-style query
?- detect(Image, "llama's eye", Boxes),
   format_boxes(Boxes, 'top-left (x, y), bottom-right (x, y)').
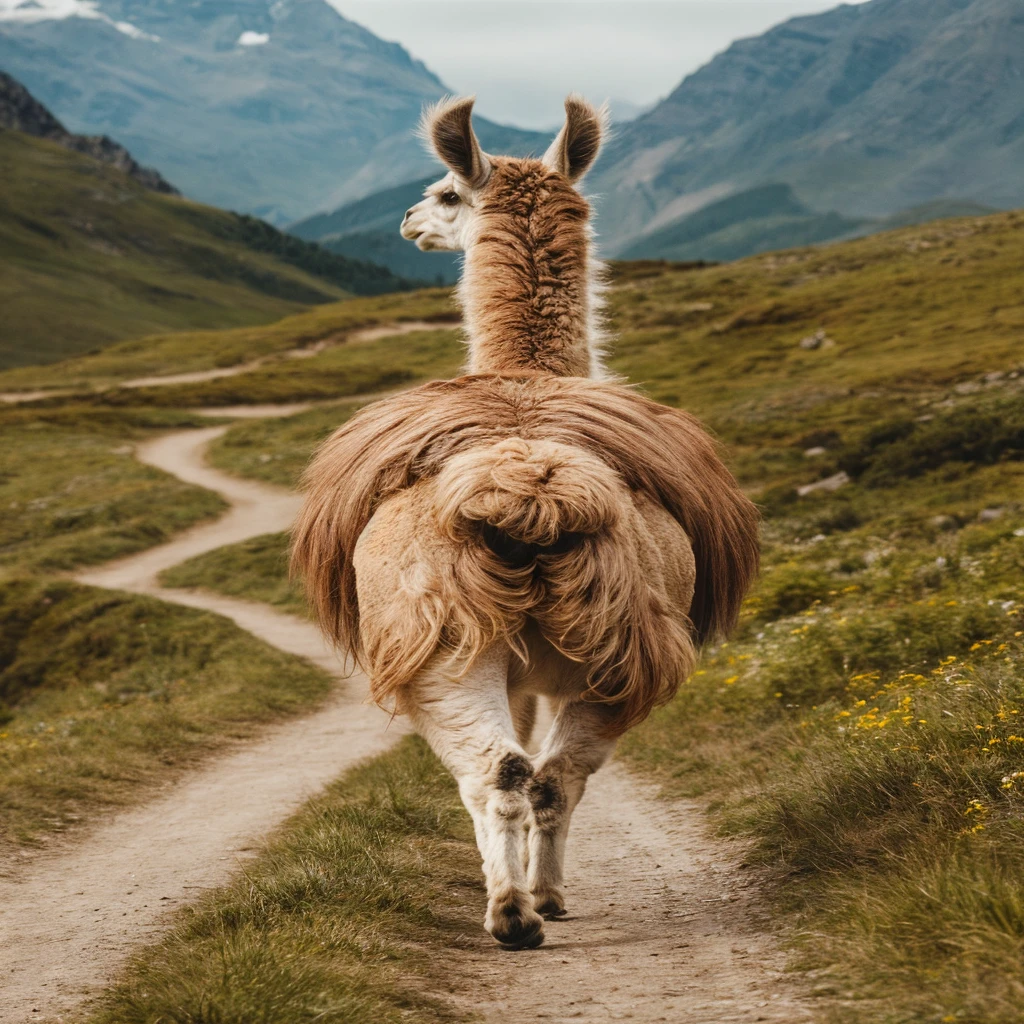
top-left (440, 190), bottom-right (461, 206)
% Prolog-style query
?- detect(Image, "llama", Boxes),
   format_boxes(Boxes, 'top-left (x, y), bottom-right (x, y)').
top-left (292, 95), bottom-right (760, 950)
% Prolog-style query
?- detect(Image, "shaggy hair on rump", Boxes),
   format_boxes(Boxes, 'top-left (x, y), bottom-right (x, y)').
top-left (292, 374), bottom-right (759, 729)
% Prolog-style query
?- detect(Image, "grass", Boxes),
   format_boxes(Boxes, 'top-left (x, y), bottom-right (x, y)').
top-left (87, 735), bottom-right (479, 1024)
top-left (0, 287), bottom-right (457, 394)
top-left (0, 131), bottom-right (370, 370)
top-left (0, 404), bottom-right (227, 578)
top-left (161, 532), bottom-right (307, 617)
top-left (207, 398), bottom-right (370, 487)
top-left (0, 400), bottom-right (339, 858)
top-left (142, 210), bottom-right (1024, 1022)
top-left (106, 326), bottom-right (465, 409)
top-left (0, 577), bottom-right (331, 856)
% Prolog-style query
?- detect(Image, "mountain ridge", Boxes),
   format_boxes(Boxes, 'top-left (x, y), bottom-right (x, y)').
top-left (591, 0), bottom-right (1023, 250)
top-left (0, 73), bottom-right (417, 369)
top-left (0, 0), bottom-right (548, 223)
top-left (0, 67), bottom-right (176, 193)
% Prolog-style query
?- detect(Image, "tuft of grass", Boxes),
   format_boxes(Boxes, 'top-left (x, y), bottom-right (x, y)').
top-left (207, 399), bottom-right (369, 488)
top-left (0, 578), bottom-right (332, 855)
top-left (88, 736), bottom-right (479, 1024)
top-left (161, 532), bottom-right (307, 617)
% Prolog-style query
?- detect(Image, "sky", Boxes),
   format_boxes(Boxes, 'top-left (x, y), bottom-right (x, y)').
top-left (337, 1), bottom-right (872, 129)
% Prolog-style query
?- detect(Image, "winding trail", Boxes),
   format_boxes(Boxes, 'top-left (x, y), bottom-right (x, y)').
top-left (0, 320), bottom-right (457, 405)
top-left (0, 406), bottom-right (402, 1023)
top-left (0, 398), bottom-right (814, 1024)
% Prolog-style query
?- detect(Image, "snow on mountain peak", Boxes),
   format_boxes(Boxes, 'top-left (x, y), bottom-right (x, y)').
top-left (238, 31), bottom-right (270, 47)
top-left (0, 0), bottom-right (158, 41)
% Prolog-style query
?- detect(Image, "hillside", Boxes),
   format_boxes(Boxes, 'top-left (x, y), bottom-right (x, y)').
top-left (3, 207), bottom-right (1024, 1022)
top-left (0, 128), bottom-right (413, 369)
top-left (591, 0), bottom-right (1024, 252)
top-left (615, 183), bottom-right (865, 262)
top-left (0, 0), bottom-right (548, 223)
top-left (0, 67), bottom-right (175, 193)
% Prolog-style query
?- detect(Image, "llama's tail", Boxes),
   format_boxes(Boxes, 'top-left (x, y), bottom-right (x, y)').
top-left (416, 438), bottom-right (695, 733)
top-left (433, 437), bottom-right (620, 559)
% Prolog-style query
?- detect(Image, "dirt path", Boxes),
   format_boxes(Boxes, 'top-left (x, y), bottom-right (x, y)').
top-left (0, 405), bottom-right (402, 1023)
top-left (455, 763), bottom-right (814, 1023)
top-left (0, 320), bottom-right (455, 404)
top-left (0, 400), bottom-right (814, 1024)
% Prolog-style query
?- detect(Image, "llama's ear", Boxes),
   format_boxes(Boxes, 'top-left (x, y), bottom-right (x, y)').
top-left (543, 94), bottom-right (608, 184)
top-left (419, 96), bottom-right (491, 188)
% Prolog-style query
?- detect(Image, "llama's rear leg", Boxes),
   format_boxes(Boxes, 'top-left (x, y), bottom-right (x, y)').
top-left (527, 699), bottom-right (617, 919)
top-left (409, 644), bottom-right (545, 949)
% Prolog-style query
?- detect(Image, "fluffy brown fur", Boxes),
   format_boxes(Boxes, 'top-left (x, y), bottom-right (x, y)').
top-left (291, 374), bottom-right (759, 731)
top-left (461, 158), bottom-right (598, 378)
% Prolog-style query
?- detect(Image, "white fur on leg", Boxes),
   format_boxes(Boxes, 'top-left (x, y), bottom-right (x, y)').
top-left (409, 644), bottom-right (545, 948)
top-left (527, 699), bottom-right (617, 917)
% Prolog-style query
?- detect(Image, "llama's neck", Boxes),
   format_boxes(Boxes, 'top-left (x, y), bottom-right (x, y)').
top-left (458, 206), bottom-right (605, 379)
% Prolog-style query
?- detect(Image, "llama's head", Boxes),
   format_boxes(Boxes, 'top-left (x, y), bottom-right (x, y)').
top-left (400, 94), bottom-right (607, 252)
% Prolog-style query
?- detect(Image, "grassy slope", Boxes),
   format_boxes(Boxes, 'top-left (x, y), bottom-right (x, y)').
top-left (88, 736), bottom-right (478, 1024)
top-left (0, 578), bottom-right (330, 854)
top-left (0, 288), bottom-right (456, 393)
top-left (0, 400), bottom-right (338, 858)
top-left (161, 531), bottom-right (306, 617)
top-left (0, 130), bottom-right (406, 371)
top-left (0, 405), bottom-right (225, 577)
top-left (158, 210), bottom-right (1024, 1022)
top-left (103, 326), bottom-right (464, 408)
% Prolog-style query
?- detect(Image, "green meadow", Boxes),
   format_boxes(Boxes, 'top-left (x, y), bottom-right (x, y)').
top-left (4, 209), bottom-right (1024, 1022)
top-left (144, 211), bottom-right (1024, 1022)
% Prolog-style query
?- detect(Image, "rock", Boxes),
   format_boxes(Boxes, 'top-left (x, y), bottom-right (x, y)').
top-left (0, 71), bottom-right (178, 194)
top-left (930, 514), bottom-right (959, 531)
top-left (803, 446), bottom-right (827, 457)
top-left (954, 381), bottom-right (983, 395)
top-left (978, 508), bottom-right (1005, 522)
top-left (797, 471), bottom-right (850, 497)
top-left (799, 328), bottom-right (836, 350)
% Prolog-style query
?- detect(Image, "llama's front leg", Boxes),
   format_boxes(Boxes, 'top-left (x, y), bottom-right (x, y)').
top-left (409, 644), bottom-right (545, 949)
top-left (527, 699), bottom-right (617, 918)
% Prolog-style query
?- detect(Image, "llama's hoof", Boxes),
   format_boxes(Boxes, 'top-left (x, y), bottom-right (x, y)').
top-left (533, 888), bottom-right (568, 919)
top-left (538, 901), bottom-right (569, 920)
top-left (487, 902), bottom-right (545, 950)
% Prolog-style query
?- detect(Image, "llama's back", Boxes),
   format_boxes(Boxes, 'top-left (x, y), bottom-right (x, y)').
top-left (292, 374), bottom-right (759, 731)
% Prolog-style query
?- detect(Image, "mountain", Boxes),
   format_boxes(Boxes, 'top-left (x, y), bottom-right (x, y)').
top-left (590, 0), bottom-right (1024, 253)
top-left (0, 68), bottom-right (176, 193)
top-left (0, 0), bottom-right (548, 224)
top-left (0, 90), bottom-right (414, 369)
top-left (616, 184), bottom-right (867, 263)
top-left (290, 176), bottom-right (461, 284)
